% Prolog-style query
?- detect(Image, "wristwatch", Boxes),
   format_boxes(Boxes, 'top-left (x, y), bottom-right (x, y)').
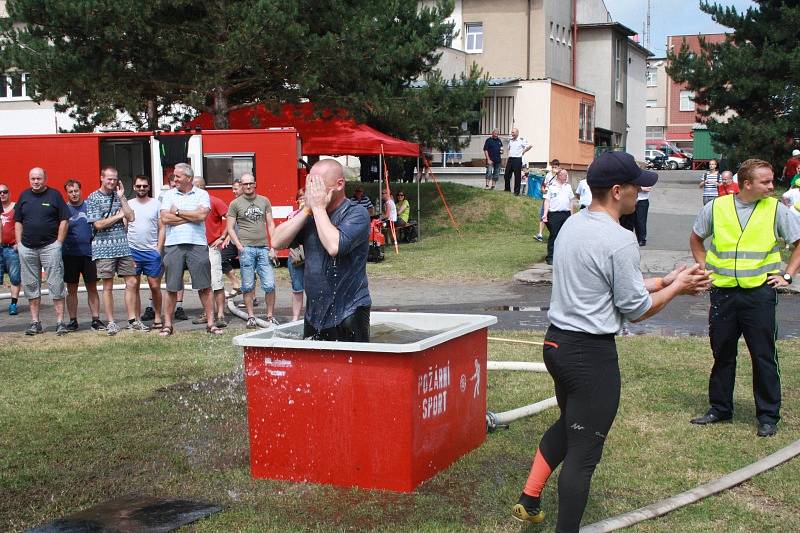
top-left (176, 208), bottom-right (180, 217)
top-left (782, 272), bottom-right (793, 284)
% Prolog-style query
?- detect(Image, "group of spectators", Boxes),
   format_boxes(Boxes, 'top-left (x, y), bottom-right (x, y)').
top-left (0, 163), bottom-right (282, 337)
top-left (350, 185), bottom-right (416, 242)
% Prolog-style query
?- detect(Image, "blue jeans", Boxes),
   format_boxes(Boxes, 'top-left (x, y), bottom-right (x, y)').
top-left (485, 161), bottom-right (501, 181)
top-left (287, 259), bottom-right (304, 293)
top-left (0, 245), bottom-right (21, 286)
top-left (239, 246), bottom-right (275, 294)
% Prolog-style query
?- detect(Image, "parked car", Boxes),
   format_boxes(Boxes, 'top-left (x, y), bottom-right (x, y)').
top-left (646, 139), bottom-right (692, 170)
top-left (645, 149), bottom-right (668, 170)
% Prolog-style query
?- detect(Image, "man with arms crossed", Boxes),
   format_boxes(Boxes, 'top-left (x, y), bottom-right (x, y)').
top-left (0, 184), bottom-right (21, 315)
top-left (159, 163), bottom-right (222, 336)
top-left (272, 160), bottom-right (371, 342)
top-left (226, 173), bottom-right (278, 328)
top-left (194, 177), bottom-right (228, 328)
top-left (128, 176), bottom-right (165, 329)
top-left (63, 180), bottom-right (103, 331)
top-left (689, 158), bottom-right (800, 437)
top-left (86, 167), bottom-right (147, 335)
top-left (512, 152), bottom-right (710, 532)
top-left (14, 167), bottom-right (70, 335)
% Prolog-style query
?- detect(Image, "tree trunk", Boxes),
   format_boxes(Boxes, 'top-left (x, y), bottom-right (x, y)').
top-left (146, 99), bottom-right (158, 130)
top-left (212, 87), bottom-right (230, 129)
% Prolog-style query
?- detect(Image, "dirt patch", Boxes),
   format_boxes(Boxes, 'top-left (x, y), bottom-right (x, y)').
top-left (728, 483), bottom-right (786, 514)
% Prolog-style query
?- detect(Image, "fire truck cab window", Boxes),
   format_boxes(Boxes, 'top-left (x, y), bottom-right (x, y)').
top-left (203, 153), bottom-right (255, 186)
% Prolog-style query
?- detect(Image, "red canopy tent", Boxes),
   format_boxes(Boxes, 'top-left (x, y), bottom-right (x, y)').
top-left (188, 102), bottom-right (419, 157)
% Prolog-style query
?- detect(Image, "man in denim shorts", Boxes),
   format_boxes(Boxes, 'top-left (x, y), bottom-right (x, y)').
top-left (226, 172), bottom-right (277, 328)
top-left (86, 167), bottom-right (147, 335)
top-left (0, 183), bottom-right (21, 316)
top-left (159, 163), bottom-right (222, 336)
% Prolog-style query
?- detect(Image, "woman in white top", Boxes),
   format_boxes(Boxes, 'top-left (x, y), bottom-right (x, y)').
top-left (699, 159), bottom-right (721, 205)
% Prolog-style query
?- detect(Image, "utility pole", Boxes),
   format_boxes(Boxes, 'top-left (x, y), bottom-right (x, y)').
top-left (645, 0), bottom-right (652, 50)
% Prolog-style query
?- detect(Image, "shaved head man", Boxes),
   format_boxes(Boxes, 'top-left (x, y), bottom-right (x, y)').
top-left (272, 159), bottom-right (372, 341)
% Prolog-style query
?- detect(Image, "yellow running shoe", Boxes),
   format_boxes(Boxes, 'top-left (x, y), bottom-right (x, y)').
top-left (512, 503), bottom-right (545, 524)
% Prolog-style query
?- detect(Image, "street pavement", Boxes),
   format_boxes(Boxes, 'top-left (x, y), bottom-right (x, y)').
top-left (3, 169), bottom-right (800, 338)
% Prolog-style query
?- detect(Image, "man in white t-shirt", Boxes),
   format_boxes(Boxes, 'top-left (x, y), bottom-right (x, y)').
top-left (575, 177), bottom-right (592, 210)
top-left (781, 182), bottom-right (800, 217)
top-left (381, 189), bottom-right (397, 222)
top-left (504, 128), bottom-right (532, 195)
top-left (542, 169), bottom-right (574, 265)
top-left (128, 175), bottom-right (165, 327)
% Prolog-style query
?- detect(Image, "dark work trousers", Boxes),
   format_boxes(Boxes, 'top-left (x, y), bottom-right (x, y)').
top-left (504, 156), bottom-right (523, 194)
top-left (634, 199), bottom-right (649, 244)
top-left (539, 325), bottom-right (620, 533)
top-left (304, 306), bottom-right (371, 342)
top-left (708, 285), bottom-right (781, 424)
top-left (545, 211), bottom-right (571, 264)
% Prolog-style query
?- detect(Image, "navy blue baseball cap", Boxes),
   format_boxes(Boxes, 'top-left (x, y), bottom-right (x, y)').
top-left (587, 152), bottom-right (658, 188)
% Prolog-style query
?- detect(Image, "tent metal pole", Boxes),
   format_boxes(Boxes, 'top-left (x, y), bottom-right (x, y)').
top-left (377, 153), bottom-right (383, 216)
top-left (417, 155), bottom-right (421, 241)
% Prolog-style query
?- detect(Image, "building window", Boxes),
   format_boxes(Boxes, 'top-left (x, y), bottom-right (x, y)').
top-left (203, 153), bottom-right (255, 186)
top-left (679, 90), bottom-right (695, 111)
top-left (1, 72), bottom-right (31, 100)
top-left (579, 101), bottom-right (595, 143)
top-left (615, 39), bottom-right (624, 102)
top-left (549, 21), bottom-right (554, 40)
top-left (645, 99), bottom-right (657, 108)
top-left (480, 96), bottom-right (514, 136)
top-left (646, 68), bottom-right (657, 87)
top-left (646, 126), bottom-right (665, 140)
top-left (567, 29), bottom-right (572, 47)
top-left (465, 23), bottom-right (483, 53)
top-left (561, 26), bottom-right (566, 44)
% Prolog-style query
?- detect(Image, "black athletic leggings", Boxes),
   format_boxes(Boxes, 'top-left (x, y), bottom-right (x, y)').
top-left (540, 325), bottom-right (621, 533)
top-left (303, 306), bottom-right (370, 342)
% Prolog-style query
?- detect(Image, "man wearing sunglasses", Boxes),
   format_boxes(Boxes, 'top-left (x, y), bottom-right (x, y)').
top-left (0, 184), bottom-right (21, 316)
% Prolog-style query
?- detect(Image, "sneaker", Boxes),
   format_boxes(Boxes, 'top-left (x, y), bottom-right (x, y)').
top-left (56, 322), bottom-right (68, 336)
top-left (25, 321), bottom-right (43, 336)
top-left (191, 313), bottom-right (208, 325)
top-left (140, 306), bottom-right (155, 321)
top-left (246, 317), bottom-right (258, 329)
top-left (215, 317), bottom-right (228, 328)
top-left (127, 319), bottom-right (150, 332)
top-left (106, 321), bottom-right (120, 336)
top-left (266, 316), bottom-right (280, 327)
top-left (173, 307), bottom-right (188, 321)
top-left (512, 494), bottom-right (545, 524)
top-left (534, 234), bottom-right (543, 242)
top-left (91, 318), bottom-right (106, 331)
top-left (66, 318), bottom-right (79, 332)
top-left (8, 302), bottom-right (17, 315)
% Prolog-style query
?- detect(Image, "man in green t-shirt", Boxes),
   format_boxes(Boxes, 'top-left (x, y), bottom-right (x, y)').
top-left (226, 173), bottom-right (277, 328)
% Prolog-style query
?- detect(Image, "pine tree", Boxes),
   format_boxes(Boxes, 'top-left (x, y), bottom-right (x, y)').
top-left (0, 0), bottom-right (485, 144)
top-left (667, 1), bottom-right (800, 171)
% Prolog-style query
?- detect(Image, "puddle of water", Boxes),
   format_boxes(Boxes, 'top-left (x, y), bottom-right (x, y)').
top-left (27, 495), bottom-right (222, 533)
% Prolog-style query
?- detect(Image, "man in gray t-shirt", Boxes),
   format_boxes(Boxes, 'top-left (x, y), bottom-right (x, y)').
top-left (512, 152), bottom-right (709, 531)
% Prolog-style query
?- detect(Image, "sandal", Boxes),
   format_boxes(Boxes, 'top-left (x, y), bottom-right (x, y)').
top-left (152, 322), bottom-right (164, 330)
top-left (206, 325), bottom-right (224, 335)
top-left (158, 325), bottom-right (173, 337)
top-left (225, 288), bottom-right (242, 298)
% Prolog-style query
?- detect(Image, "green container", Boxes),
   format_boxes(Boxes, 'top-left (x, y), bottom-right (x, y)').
top-left (692, 129), bottom-right (722, 160)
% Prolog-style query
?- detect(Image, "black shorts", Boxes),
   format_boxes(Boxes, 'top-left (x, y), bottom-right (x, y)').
top-left (63, 255), bottom-right (98, 284)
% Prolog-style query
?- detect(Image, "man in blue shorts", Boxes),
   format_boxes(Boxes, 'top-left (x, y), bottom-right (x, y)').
top-left (128, 175), bottom-right (165, 328)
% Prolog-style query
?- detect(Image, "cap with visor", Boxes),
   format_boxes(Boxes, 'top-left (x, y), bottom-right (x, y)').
top-left (587, 152), bottom-right (658, 188)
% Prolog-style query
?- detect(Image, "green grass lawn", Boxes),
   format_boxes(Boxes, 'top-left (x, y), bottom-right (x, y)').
top-left (2, 330), bottom-right (797, 532)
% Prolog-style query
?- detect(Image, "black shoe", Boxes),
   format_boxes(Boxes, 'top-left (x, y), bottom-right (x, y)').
top-left (56, 322), bottom-right (68, 336)
top-left (141, 306), bottom-right (155, 321)
top-left (66, 318), bottom-right (79, 331)
top-left (690, 412), bottom-right (732, 425)
top-left (638, 241), bottom-right (646, 246)
top-left (757, 422), bottom-right (777, 437)
top-left (25, 321), bottom-right (43, 336)
top-left (91, 318), bottom-right (106, 331)
top-left (174, 307), bottom-right (188, 321)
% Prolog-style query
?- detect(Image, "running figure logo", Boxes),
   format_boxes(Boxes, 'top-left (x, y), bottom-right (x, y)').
top-left (469, 358), bottom-right (480, 398)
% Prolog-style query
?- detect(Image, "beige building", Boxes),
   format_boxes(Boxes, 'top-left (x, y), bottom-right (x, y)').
top-left (428, 0), bottom-right (650, 169)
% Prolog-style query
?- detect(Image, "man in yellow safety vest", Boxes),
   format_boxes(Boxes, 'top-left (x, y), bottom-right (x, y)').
top-left (689, 158), bottom-right (800, 437)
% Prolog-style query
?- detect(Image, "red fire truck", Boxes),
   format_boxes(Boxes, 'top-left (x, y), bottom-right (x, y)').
top-left (0, 128), bottom-right (303, 254)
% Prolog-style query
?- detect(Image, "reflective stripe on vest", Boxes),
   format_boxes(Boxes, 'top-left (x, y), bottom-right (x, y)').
top-left (705, 194), bottom-right (780, 288)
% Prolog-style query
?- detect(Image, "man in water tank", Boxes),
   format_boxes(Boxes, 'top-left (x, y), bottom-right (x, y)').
top-left (272, 159), bottom-right (371, 341)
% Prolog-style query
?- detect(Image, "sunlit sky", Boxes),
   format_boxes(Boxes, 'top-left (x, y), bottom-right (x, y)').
top-left (602, 0), bottom-right (756, 57)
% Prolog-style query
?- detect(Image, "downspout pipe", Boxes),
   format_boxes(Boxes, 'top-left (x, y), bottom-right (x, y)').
top-left (526, 0), bottom-right (531, 80)
top-left (572, 0), bottom-right (578, 86)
